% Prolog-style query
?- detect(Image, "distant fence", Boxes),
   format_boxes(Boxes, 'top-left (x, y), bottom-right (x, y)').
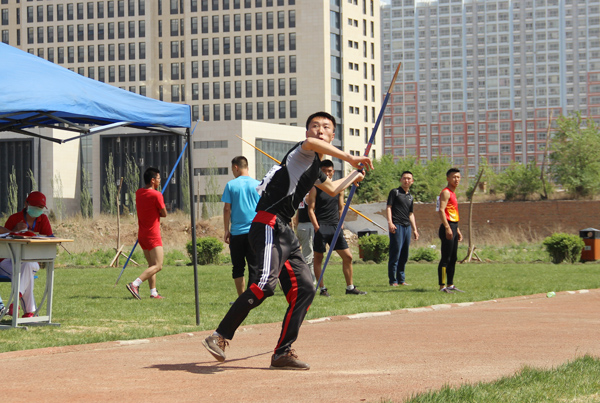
top-left (412, 200), bottom-right (600, 243)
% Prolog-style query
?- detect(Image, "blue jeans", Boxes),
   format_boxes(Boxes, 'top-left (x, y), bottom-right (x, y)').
top-left (388, 224), bottom-right (412, 284)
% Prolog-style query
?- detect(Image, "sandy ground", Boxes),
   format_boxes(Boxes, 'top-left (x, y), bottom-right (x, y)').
top-left (2, 289), bottom-right (599, 403)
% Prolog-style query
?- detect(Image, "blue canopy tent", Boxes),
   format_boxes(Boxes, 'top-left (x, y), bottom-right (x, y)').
top-left (0, 43), bottom-right (201, 324)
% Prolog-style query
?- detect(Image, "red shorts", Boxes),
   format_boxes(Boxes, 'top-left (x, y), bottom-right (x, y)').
top-left (139, 237), bottom-right (162, 251)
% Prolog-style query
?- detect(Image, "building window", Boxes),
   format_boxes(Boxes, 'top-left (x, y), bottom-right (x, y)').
top-left (234, 58), bottom-right (242, 75)
top-left (256, 12), bottom-right (263, 29)
top-left (268, 101), bottom-right (275, 119)
top-left (290, 100), bottom-right (297, 118)
top-left (245, 35), bottom-right (252, 53)
top-left (279, 101), bottom-right (286, 118)
top-left (235, 103), bottom-right (242, 120)
top-left (257, 102), bottom-right (264, 119)
top-left (213, 59), bottom-right (220, 77)
top-left (267, 79), bottom-right (274, 96)
top-left (267, 56), bottom-right (274, 74)
top-left (245, 80), bottom-right (253, 97)
top-left (290, 78), bottom-right (296, 95)
top-left (256, 80), bottom-right (264, 97)
top-left (245, 58), bottom-right (252, 75)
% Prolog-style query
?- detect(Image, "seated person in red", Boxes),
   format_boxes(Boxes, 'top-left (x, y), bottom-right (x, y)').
top-left (0, 191), bottom-right (53, 317)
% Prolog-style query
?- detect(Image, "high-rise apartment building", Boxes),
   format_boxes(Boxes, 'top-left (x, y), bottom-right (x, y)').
top-left (381, 0), bottom-right (600, 176)
top-left (1, 0), bottom-right (381, 198)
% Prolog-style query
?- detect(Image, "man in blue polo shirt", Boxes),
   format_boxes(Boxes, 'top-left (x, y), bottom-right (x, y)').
top-left (222, 156), bottom-right (261, 296)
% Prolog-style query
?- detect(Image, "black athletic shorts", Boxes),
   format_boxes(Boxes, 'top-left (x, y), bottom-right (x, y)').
top-left (314, 223), bottom-right (349, 253)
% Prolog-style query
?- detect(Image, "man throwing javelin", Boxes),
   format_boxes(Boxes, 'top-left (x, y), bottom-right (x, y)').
top-left (126, 167), bottom-right (168, 299)
top-left (202, 111), bottom-right (372, 370)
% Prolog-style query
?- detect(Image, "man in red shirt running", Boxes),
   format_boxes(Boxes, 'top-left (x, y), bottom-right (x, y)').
top-left (126, 167), bottom-right (167, 300)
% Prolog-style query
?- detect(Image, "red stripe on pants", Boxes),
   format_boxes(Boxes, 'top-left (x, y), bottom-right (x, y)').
top-left (249, 283), bottom-right (264, 300)
top-left (275, 260), bottom-right (298, 351)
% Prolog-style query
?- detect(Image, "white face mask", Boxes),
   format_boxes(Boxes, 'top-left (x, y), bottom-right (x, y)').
top-left (27, 206), bottom-right (44, 218)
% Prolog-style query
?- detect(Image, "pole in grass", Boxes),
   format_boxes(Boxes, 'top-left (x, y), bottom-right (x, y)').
top-left (115, 120), bottom-right (199, 286)
top-left (316, 63), bottom-right (402, 290)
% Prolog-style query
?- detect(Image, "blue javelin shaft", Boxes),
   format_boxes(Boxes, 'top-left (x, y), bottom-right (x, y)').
top-left (317, 64), bottom-right (402, 290)
top-left (115, 121), bottom-right (198, 285)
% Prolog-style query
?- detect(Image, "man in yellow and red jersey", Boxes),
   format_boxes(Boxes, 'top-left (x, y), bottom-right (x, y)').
top-left (436, 168), bottom-right (464, 293)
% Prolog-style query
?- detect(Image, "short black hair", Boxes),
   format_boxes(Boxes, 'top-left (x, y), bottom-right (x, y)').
top-left (231, 156), bottom-right (248, 169)
top-left (144, 167), bottom-right (160, 185)
top-left (319, 159), bottom-right (334, 168)
top-left (401, 171), bottom-right (413, 178)
top-left (446, 168), bottom-right (461, 177)
top-left (305, 112), bottom-right (336, 130)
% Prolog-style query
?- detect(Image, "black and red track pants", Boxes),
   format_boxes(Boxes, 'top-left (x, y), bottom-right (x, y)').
top-left (216, 211), bottom-right (316, 355)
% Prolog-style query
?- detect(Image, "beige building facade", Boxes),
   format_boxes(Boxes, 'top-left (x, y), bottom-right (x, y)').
top-left (1, 0), bottom-right (381, 215)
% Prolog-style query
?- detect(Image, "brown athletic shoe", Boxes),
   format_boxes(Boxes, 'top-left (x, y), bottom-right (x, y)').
top-left (202, 334), bottom-right (229, 362)
top-left (270, 349), bottom-right (310, 370)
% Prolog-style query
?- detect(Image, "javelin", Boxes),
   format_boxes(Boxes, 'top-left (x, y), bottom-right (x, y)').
top-left (115, 120), bottom-right (199, 286)
top-left (236, 135), bottom-right (386, 232)
top-left (317, 63), bottom-right (402, 290)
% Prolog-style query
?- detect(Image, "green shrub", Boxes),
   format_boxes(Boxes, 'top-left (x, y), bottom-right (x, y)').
top-left (186, 236), bottom-right (224, 265)
top-left (542, 233), bottom-right (585, 264)
top-left (164, 249), bottom-right (189, 265)
top-left (358, 234), bottom-right (389, 263)
top-left (410, 246), bottom-right (438, 262)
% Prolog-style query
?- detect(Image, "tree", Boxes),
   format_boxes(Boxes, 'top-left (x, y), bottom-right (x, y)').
top-left (354, 155), bottom-right (452, 203)
top-left (102, 153), bottom-right (117, 214)
top-left (27, 169), bottom-right (37, 191)
top-left (52, 173), bottom-right (65, 221)
top-left (354, 154), bottom-right (402, 203)
top-left (495, 161), bottom-right (544, 201)
top-left (203, 156), bottom-right (221, 218)
top-left (124, 154), bottom-right (139, 214)
top-left (7, 166), bottom-right (18, 214)
top-left (461, 166), bottom-right (485, 263)
top-left (550, 113), bottom-right (600, 197)
top-left (419, 156), bottom-right (453, 202)
top-left (181, 156), bottom-right (190, 214)
top-left (80, 167), bottom-right (93, 218)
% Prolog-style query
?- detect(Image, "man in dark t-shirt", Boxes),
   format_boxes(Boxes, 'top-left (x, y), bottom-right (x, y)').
top-left (386, 171), bottom-right (419, 286)
top-left (308, 160), bottom-right (366, 297)
top-left (202, 112), bottom-right (373, 371)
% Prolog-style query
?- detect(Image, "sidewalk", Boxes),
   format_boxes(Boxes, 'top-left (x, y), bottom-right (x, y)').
top-left (2, 289), bottom-right (599, 402)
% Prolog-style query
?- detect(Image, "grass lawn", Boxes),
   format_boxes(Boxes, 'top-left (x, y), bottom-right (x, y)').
top-left (1, 261), bottom-right (599, 353)
top-left (399, 355), bottom-right (600, 403)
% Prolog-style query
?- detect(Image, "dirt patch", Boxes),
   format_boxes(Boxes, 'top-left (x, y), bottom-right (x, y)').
top-left (1, 290), bottom-right (599, 402)
top-left (52, 212), bottom-right (223, 253)
top-left (52, 212), bottom-right (361, 255)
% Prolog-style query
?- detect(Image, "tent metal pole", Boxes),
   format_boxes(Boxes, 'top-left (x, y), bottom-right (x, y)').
top-left (187, 126), bottom-right (200, 326)
top-left (3, 128), bottom-right (63, 144)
